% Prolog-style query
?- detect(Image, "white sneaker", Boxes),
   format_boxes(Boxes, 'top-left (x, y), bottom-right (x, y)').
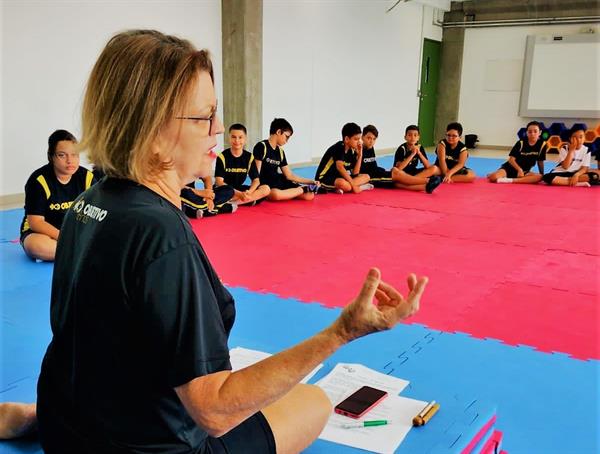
top-left (359, 183), bottom-right (375, 191)
top-left (576, 182), bottom-right (591, 187)
top-left (496, 177), bottom-right (513, 183)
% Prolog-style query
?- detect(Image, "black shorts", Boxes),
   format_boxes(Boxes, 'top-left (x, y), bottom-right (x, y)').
top-left (444, 166), bottom-right (470, 176)
top-left (205, 411), bottom-right (276, 454)
top-left (542, 171), bottom-right (574, 184)
top-left (401, 167), bottom-right (425, 176)
top-left (180, 185), bottom-right (235, 218)
top-left (500, 163), bottom-right (533, 179)
top-left (267, 175), bottom-right (301, 191)
top-left (367, 168), bottom-right (394, 188)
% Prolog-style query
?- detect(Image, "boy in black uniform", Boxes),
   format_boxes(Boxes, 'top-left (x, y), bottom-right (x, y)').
top-left (487, 121), bottom-right (547, 184)
top-left (315, 122), bottom-right (372, 194)
top-left (393, 125), bottom-right (442, 193)
top-left (20, 129), bottom-right (95, 261)
top-left (435, 122), bottom-right (476, 183)
top-left (180, 176), bottom-right (236, 218)
top-left (360, 124), bottom-right (393, 187)
top-left (253, 118), bottom-right (319, 201)
top-left (215, 124), bottom-right (270, 205)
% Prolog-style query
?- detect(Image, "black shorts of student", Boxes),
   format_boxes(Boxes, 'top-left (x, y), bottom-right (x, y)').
top-left (367, 168), bottom-right (394, 188)
top-left (542, 171), bottom-right (598, 184)
top-left (180, 183), bottom-right (235, 217)
top-left (500, 163), bottom-right (531, 179)
top-left (266, 174), bottom-right (301, 190)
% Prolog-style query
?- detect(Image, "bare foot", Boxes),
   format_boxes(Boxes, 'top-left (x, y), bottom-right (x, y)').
top-left (0, 402), bottom-right (37, 439)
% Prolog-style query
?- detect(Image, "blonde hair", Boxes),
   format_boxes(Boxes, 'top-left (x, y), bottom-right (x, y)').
top-left (80, 29), bottom-right (214, 181)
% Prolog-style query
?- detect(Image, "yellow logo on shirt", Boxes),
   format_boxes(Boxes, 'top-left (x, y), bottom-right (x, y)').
top-left (49, 201), bottom-right (74, 210)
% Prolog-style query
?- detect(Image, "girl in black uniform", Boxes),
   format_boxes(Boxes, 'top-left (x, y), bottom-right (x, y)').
top-left (19, 130), bottom-right (94, 261)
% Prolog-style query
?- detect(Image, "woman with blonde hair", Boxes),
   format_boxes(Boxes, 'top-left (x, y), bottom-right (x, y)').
top-left (3, 30), bottom-right (428, 453)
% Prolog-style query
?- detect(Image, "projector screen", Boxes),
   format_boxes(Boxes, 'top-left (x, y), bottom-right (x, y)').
top-left (519, 33), bottom-right (600, 118)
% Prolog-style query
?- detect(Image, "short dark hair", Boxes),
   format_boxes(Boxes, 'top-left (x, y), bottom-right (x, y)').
top-left (526, 121), bottom-right (541, 130)
top-left (342, 122), bottom-right (361, 139)
top-left (229, 123), bottom-right (247, 134)
top-left (362, 124), bottom-right (378, 138)
top-left (47, 129), bottom-right (77, 162)
top-left (569, 124), bottom-right (586, 138)
top-left (405, 125), bottom-right (420, 134)
top-left (269, 118), bottom-right (293, 136)
top-left (446, 122), bottom-right (463, 136)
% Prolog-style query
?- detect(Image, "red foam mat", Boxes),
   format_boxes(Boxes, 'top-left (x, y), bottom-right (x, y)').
top-left (191, 180), bottom-right (599, 359)
top-left (451, 282), bottom-right (599, 360)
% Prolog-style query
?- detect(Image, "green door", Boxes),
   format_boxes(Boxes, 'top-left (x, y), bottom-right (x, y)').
top-left (417, 39), bottom-right (441, 147)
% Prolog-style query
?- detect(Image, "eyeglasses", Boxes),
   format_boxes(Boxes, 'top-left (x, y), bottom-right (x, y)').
top-left (282, 132), bottom-right (291, 141)
top-left (176, 111), bottom-right (217, 134)
top-left (446, 134), bottom-right (459, 138)
top-left (176, 103), bottom-right (218, 135)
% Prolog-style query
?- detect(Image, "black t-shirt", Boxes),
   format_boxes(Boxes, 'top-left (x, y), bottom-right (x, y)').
top-left (252, 140), bottom-right (288, 186)
top-left (394, 143), bottom-right (427, 172)
top-left (37, 177), bottom-right (235, 453)
top-left (315, 141), bottom-right (358, 181)
top-left (215, 148), bottom-right (259, 190)
top-left (360, 147), bottom-right (380, 175)
top-left (20, 164), bottom-right (95, 235)
top-left (507, 139), bottom-right (548, 172)
top-left (435, 139), bottom-right (467, 168)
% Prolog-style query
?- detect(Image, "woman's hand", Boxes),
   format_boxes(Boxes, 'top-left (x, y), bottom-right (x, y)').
top-left (331, 268), bottom-right (428, 343)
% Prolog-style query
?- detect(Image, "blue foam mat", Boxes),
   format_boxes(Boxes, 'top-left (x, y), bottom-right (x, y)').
top-left (1, 164), bottom-right (598, 454)
top-left (1, 283), bottom-right (598, 453)
top-left (227, 288), bottom-right (599, 454)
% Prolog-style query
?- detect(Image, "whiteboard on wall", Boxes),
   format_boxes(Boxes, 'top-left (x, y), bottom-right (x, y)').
top-left (519, 33), bottom-right (600, 118)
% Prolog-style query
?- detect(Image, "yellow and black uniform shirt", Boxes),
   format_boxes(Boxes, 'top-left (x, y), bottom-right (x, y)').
top-left (507, 139), bottom-right (548, 173)
top-left (20, 164), bottom-right (94, 235)
top-left (394, 143), bottom-right (428, 173)
top-left (315, 141), bottom-right (358, 184)
top-left (435, 139), bottom-right (467, 168)
top-left (252, 140), bottom-right (288, 187)
top-left (215, 148), bottom-right (260, 191)
top-left (360, 147), bottom-right (380, 175)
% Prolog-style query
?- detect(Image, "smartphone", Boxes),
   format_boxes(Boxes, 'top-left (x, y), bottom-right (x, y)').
top-left (334, 386), bottom-right (388, 419)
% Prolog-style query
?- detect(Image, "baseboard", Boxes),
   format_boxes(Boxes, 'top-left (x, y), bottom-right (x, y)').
top-left (0, 193), bottom-right (24, 210)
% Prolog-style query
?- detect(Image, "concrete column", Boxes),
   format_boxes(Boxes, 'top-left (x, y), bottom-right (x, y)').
top-left (221, 0), bottom-right (263, 146)
top-left (435, 27), bottom-right (464, 143)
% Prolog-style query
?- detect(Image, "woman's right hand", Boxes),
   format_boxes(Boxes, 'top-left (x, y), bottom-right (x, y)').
top-left (330, 268), bottom-right (428, 344)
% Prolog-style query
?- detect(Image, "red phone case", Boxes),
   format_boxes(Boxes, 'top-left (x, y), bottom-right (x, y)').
top-left (334, 387), bottom-right (388, 419)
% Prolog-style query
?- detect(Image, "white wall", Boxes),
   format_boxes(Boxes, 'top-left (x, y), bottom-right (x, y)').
top-left (262, 0), bottom-right (442, 164)
top-left (459, 23), bottom-right (600, 147)
top-left (1, 0), bottom-right (222, 197)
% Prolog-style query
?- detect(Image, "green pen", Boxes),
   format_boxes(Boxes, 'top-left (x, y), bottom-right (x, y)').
top-left (341, 420), bottom-right (389, 429)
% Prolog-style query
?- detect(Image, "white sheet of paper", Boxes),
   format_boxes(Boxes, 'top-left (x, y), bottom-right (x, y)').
top-left (315, 363), bottom-right (410, 404)
top-left (319, 395), bottom-right (427, 454)
top-left (229, 347), bottom-right (323, 384)
top-left (315, 363), bottom-right (421, 454)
